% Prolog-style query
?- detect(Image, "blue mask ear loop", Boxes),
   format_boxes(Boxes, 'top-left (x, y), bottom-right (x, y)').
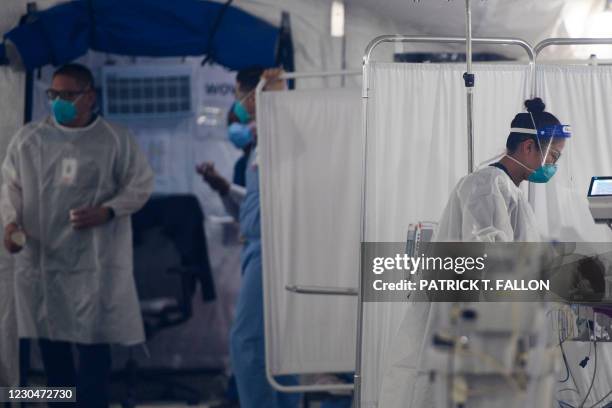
top-left (238, 89), bottom-right (255, 113)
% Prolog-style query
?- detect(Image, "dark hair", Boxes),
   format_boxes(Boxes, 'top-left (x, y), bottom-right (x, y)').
top-left (236, 66), bottom-right (264, 93)
top-left (53, 63), bottom-right (95, 89)
top-left (506, 98), bottom-right (561, 153)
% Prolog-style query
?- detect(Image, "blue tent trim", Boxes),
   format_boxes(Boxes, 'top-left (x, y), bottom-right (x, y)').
top-left (0, 43), bottom-right (6, 65)
top-left (1, 0), bottom-right (283, 71)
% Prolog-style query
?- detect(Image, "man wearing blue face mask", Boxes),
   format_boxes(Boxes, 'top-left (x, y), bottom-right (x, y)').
top-left (1, 63), bottom-right (153, 407)
top-left (46, 66), bottom-right (97, 127)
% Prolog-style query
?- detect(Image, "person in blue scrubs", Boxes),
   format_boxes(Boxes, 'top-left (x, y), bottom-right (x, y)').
top-left (228, 67), bottom-right (301, 408)
top-left (211, 67), bottom-right (354, 408)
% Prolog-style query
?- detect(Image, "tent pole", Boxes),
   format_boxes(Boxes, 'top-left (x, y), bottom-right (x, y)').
top-left (22, 2), bottom-right (37, 125)
top-left (341, 34), bottom-right (347, 87)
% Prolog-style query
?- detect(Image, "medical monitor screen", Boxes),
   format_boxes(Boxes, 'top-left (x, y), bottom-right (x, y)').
top-left (588, 177), bottom-right (612, 197)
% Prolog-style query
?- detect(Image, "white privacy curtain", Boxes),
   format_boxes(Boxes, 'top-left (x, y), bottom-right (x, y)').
top-left (259, 87), bottom-right (362, 374)
top-left (360, 63), bottom-right (532, 406)
top-left (534, 64), bottom-right (612, 242)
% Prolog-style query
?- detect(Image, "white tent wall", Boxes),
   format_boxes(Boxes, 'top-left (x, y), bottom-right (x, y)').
top-left (258, 86), bottom-right (362, 375)
top-left (0, 0), bottom-right (47, 388)
top-left (360, 63), bottom-right (532, 407)
top-left (0, 65), bottom-right (23, 387)
top-left (554, 0), bottom-right (612, 59)
top-left (234, 0), bottom-right (404, 88)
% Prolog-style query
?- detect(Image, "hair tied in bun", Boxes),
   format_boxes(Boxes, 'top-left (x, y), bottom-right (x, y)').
top-left (525, 98), bottom-right (546, 114)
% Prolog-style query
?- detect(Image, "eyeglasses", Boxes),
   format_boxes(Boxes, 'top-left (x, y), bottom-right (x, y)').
top-left (548, 148), bottom-right (562, 164)
top-left (45, 89), bottom-right (89, 101)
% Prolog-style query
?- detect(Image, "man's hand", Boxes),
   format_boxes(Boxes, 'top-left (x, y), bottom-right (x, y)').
top-left (196, 162), bottom-right (230, 195)
top-left (262, 68), bottom-right (285, 91)
top-left (70, 207), bottom-right (112, 230)
top-left (4, 222), bottom-right (24, 254)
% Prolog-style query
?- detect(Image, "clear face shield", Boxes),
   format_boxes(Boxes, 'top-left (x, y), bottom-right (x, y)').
top-left (535, 124), bottom-right (572, 166)
top-left (530, 124), bottom-right (578, 240)
top-left (506, 120), bottom-right (572, 183)
top-left (475, 124), bottom-right (571, 171)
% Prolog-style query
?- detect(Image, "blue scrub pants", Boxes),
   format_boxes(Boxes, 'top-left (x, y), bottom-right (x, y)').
top-left (230, 241), bottom-right (300, 408)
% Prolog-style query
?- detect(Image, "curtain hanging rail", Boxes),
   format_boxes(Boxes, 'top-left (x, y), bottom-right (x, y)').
top-left (255, 69), bottom-right (362, 95)
top-left (534, 37), bottom-right (612, 56)
top-left (362, 36), bottom-right (536, 99)
top-left (532, 38), bottom-right (612, 97)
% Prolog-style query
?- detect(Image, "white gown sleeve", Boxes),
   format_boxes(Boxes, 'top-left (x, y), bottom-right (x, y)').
top-left (435, 170), bottom-right (517, 242)
top-left (221, 183), bottom-right (246, 220)
top-left (0, 134), bottom-right (23, 227)
top-left (102, 125), bottom-right (154, 217)
top-left (461, 177), bottom-right (514, 242)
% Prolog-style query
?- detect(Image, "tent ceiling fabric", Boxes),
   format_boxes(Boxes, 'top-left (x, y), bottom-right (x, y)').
top-left (346, 0), bottom-right (568, 40)
top-left (1, 0), bottom-right (280, 71)
top-left (345, 0), bottom-right (576, 58)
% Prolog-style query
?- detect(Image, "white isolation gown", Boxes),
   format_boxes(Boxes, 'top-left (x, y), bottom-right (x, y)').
top-left (377, 166), bottom-right (550, 408)
top-left (0, 115), bottom-right (153, 345)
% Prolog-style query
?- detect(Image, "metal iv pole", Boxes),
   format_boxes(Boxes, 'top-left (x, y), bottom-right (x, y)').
top-left (464, 0), bottom-right (475, 174)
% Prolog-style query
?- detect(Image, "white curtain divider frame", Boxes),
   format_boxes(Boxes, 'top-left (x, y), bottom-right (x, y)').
top-left (535, 37), bottom-right (612, 56)
top-left (255, 70), bottom-right (362, 394)
top-left (355, 35), bottom-right (536, 408)
top-left (527, 38), bottom-right (612, 208)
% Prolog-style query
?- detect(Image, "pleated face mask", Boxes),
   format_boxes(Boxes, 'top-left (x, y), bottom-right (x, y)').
top-left (232, 100), bottom-right (251, 124)
top-left (232, 89), bottom-right (255, 124)
top-left (50, 95), bottom-right (82, 125)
